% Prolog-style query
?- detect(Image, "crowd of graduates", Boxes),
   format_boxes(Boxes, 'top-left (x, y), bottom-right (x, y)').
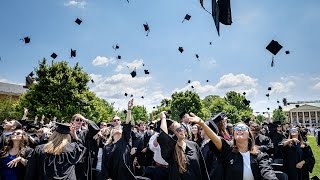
top-left (0, 99), bottom-right (319, 180)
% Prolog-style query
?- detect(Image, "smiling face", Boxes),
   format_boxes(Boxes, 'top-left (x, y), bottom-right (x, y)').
top-left (10, 130), bottom-right (24, 142)
top-left (3, 120), bottom-right (15, 131)
top-left (233, 123), bottom-right (250, 143)
top-left (112, 125), bottom-right (123, 137)
top-left (191, 125), bottom-right (199, 135)
top-left (173, 122), bottom-right (186, 140)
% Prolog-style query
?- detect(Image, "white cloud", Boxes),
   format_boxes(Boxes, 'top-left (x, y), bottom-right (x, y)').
top-left (64, 0), bottom-right (87, 8)
top-left (173, 73), bottom-right (258, 97)
top-left (92, 56), bottom-right (116, 66)
top-left (115, 59), bottom-right (144, 72)
top-left (269, 77), bottom-right (296, 94)
top-left (312, 82), bottom-right (320, 91)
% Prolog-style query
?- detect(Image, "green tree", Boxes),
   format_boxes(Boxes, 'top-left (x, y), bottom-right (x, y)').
top-left (208, 96), bottom-right (228, 116)
top-left (16, 59), bottom-right (115, 123)
top-left (272, 108), bottom-right (287, 123)
top-left (225, 91), bottom-right (251, 111)
top-left (132, 105), bottom-right (148, 122)
top-left (255, 114), bottom-right (265, 124)
top-left (0, 97), bottom-right (21, 121)
top-left (170, 91), bottom-right (203, 121)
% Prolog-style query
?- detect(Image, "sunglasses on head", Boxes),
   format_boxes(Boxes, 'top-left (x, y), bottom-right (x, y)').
top-left (12, 131), bottom-right (23, 136)
top-left (233, 126), bottom-right (248, 131)
top-left (113, 119), bottom-right (120, 122)
top-left (175, 126), bottom-right (185, 133)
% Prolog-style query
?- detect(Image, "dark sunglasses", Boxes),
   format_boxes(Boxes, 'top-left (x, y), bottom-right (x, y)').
top-left (175, 126), bottom-right (185, 133)
top-left (113, 119), bottom-right (120, 122)
top-left (290, 128), bottom-right (298, 133)
top-left (233, 126), bottom-right (248, 131)
top-left (12, 132), bottom-right (23, 136)
top-left (75, 118), bottom-right (83, 122)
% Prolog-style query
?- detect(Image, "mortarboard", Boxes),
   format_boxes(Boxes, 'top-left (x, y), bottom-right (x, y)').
top-left (113, 44), bottom-right (120, 50)
top-left (143, 23), bottom-right (150, 36)
top-left (285, 50), bottom-right (290, 55)
top-left (243, 99), bottom-right (250, 106)
top-left (22, 37), bottom-right (31, 44)
top-left (55, 122), bottom-right (71, 134)
top-left (282, 98), bottom-right (287, 106)
top-left (295, 105), bottom-right (300, 108)
top-left (71, 49), bottom-right (76, 58)
top-left (209, 42), bottom-right (212, 45)
top-left (130, 70), bottom-right (137, 78)
top-left (268, 87), bottom-right (272, 91)
top-left (266, 40), bottom-right (283, 55)
top-left (266, 93), bottom-right (270, 97)
top-left (117, 55), bottom-right (121, 60)
top-left (141, 96), bottom-right (144, 99)
top-left (277, 100), bottom-right (280, 103)
top-left (28, 71), bottom-right (34, 77)
top-left (144, 69), bottom-right (150, 75)
top-left (154, 119), bottom-right (174, 132)
top-left (75, 18), bottom-right (82, 25)
top-left (178, 47), bottom-right (184, 53)
top-left (182, 14), bottom-right (191, 23)
top-left (124, 93), bottom-right (128, 97)
top-left (211, 112), bottom-right (227, 124)
top-left (267, 107), bottom-right (270, 110)
top-left (243, 92), bottom-right (246, 96)
top-left (278, 106), bottom-right (282, 110)
top-left (195, 54), bottom-right (200, 60)
top-left (187, 80), bottom-right (191, 84)
top-left (130, 94), bottom-right (133, 97)
top-left (206, 80), bottom-right (209, 82)
top-left (91, 79), bottom-right (94, 83)
top-left (191, 85), bottom-right (194, 89)
top-left (51, 53), bottom-right (58, 59)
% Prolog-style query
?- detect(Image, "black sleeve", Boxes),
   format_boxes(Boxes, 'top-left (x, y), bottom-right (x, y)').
top-left (211, 138), bottom-right (232, 159)
top-left (303, 145), bottom-right (315, 173)
top-left (122, 124), bottom-right (132, 143)
top-left (157, 130), bottom-right (176, 163)
top-left (258, 136), bottom-right (274, 154)
top-left (83, 119), bottom-right (100, 141)
top-left (68, 142), bottom-right (87, 165)
top-left (24, 146), bottom-right (41, 180)
top-left (98, 147), bottom-right (110, 180)
top-left (257, 152), bottom-right (278, 180)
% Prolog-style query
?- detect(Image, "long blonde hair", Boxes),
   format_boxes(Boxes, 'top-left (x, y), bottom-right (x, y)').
top-left (174, 143), bottom-right (187, 173)
top-left (43, 131), bottom-right (71, 155)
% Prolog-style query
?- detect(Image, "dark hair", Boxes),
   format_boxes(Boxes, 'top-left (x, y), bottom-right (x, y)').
top-left (0, 130), bottom-right (29, 158)
top-left (232, 123), bottom-right (258, 154)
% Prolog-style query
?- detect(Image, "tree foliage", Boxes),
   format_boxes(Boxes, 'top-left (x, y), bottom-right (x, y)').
top-left (272, 108), bottom-right (287, 123)
top-left (0, 97), bottom-right (21, 121)
top-left (16, 59), bottom-right (115, 123)
top-left (131, 105), bottom-right (148, 122)
top-left (255, 114), bottom-right (265, 124)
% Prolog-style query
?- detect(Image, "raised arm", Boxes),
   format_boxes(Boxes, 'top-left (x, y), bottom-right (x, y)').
top-left (126, 99), bottom-right (134, 124)
top-left (159, 112), bottom-right (168, 134)
top-left (189, 113), bottom-right (222, 151)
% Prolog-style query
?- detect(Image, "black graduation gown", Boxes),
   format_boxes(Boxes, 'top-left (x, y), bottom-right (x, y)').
top-left (157, 131), bottom-right (209, 180)
top-left (200, 140), bottom-right (222, 180)
top-left (271, 132), bottom-right (286, 159)
top-left (75, 119), bottom-right (100, 180)
top-left (282, 143), bottom-right (315, 180)
top-left (254, 134), bottom-right (274, 156)
top-left (25, 141), bottom-right (86, 180)
top-left (214, 139), bottom-right (278, 180)
top-left (99, 124), bottom-right (136, 180)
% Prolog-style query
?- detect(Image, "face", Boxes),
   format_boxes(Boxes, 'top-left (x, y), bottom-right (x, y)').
top-left (139, 123), bottom-right (146, 132)
top-left (277, 126), bottom-right (282, 132)
top-left (173, 123), bottom-right (186, 140)
top-left (11, 130), bottom-right (24, 141)
top-left (72, 117), bottom-right (83, 129)
top-left (100, 123), bottom-right (107, 129)
top-left (233, 124), bottom-right (250, 142)
top-left (3, 120), bottom-right (15, 130)
top-left (112, 117), bottom-right (121, 127)
top-left (290, 128), bottom-right (299, 137)
top-left (182, 114), bottom-right (190, 123)
top-left (191, 125), bottom-right (198, 135)
top-left (112, 126), bottom-right (123, 136)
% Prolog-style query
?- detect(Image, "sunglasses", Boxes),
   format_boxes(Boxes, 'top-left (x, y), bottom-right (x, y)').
top-left (113, 119), bottom-right (120, 122)
top-left (233, 126), bottom-right (248, 131)
top-left (75, 118), bottom-right (83, 122)
top-left (175, 126), bottom-right (185, 133)
top-left (290, 128), bottom-right (298, 133)
top-left (12, 132), bottom-right (23, 136)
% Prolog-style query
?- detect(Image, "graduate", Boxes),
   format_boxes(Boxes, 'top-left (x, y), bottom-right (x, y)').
top-left (281, 127), bottom-right (315, 180)
top-left (157, 111), bottom-right (209, 180)
top-left (25, 122), bottom-right (86, 180)
top-left (99, 99), bottom-right (136, 180)
top-left (189, 113), bottom-right (278, 180)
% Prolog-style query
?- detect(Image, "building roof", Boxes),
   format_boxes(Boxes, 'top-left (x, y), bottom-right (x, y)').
top-left (0, 82), bottom-right (27, 96)
top-left (282, 103), bottom-right (320, 112)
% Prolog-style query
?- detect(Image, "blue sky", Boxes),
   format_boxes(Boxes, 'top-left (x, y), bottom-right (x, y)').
top-left (0, 0), bottom-right (320, 113)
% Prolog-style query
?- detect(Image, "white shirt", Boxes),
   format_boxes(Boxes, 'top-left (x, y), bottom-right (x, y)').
top-left (148, 133), bottom-right (168, 165)
top-left (240, 151), bottom-right (254, 180)
top-left (95, 148), bottom-right (103, 171)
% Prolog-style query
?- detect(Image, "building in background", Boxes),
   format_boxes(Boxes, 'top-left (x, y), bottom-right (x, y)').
top-left (283, 103), bottom-right (320, 127)
top-left (0, 82), bottom-right (27, 100)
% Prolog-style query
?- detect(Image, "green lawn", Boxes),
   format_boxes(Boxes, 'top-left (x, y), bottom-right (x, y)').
top-left (308, 136), bottom-right (320, 178)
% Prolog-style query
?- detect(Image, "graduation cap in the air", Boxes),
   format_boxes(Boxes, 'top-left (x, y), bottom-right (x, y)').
top-left (23, 73), bottom-right (35, 88)
top-left (141, 96), bottom-right (144, 99)
top-left (178, 47), bottom-right (184, 53)
top-left (266, 93), bottom-right (270, 97)
top-left (187, 80), bottom-right (191, 84)
top-left (51, 53), bottom-right (58, 59)
top-left (266, 40), bottom-right (283, 67)
top-left (209, 42), bottom-right (212, 45)
top-left (113, 44), bottom-right (120, 50)
top-left (91, 79), bottom-right (94, 83)
top-left (75, 18), bottom-right (82, 25)
top-left (28, 71), bottom-right (34, 77)
top-left (278, 106), bottom-right (283, 110)
top-left (295, 105), bottom-right (300, 108)
top-left (268, 87), bottom-right (272, 91)
top-left (21, 36), bottom-right (31, 44)
top-left (267, 107), bottom-right (270, 110)
top-left (191, 85), bottom-right (195, 89)
top-left (124, 93), bottom-right (128, 97)
top-left (277, 100), bottom-right (280, 103)
top-left (143, 23), bottom-right (150, 36)
top-left (283, 98), bottom-right (287, 106)
top-left (117, 55), bottom-right (121, 60)
top-left (285, 50), bottom-right (290, 55)
top-left (206, 80), bottom-right (209, 82)
top-left (144, 69), bottom-right (150, 75)
top-left (70, 49), bottom-right (76, 58)
top-left (55, 122), bottom-right (71, 134)
top-left (130, 70), bottom-right (137, 78)
top-left (182, 14), bottom-right (191, 23)
top-left (211, 112), bottom-right (227, 124)
top-left (243, 99), bottom-right (250, 106)
top-left (130, 94), bottom-right (134, 97)
top-left (243, 92), bottom-right (246, 96)
top-left (195, 54), bottom-right (200, 61)
top-left (200, 0), bottom-right (232, 36)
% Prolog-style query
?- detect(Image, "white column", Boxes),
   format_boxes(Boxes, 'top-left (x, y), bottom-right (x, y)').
top-left (309, 111), bottom-right (312, 126)
top-left (302, 111), bottom-right (305, 125)
top-left (316, 111), bottom-right (318, 124)
top-left (290, 111), bottom-right (293, 124)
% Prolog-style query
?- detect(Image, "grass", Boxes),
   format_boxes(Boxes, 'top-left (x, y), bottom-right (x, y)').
top-left (308, 136), bottom-right (320, 178)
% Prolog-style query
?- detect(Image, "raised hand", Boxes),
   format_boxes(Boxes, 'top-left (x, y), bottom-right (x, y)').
top-left (159, 111), bottom-right (166, 119)
top-left (128, 99), bottom-right (134, 110)
top-left (188, 112), bottom-right (203, 124)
